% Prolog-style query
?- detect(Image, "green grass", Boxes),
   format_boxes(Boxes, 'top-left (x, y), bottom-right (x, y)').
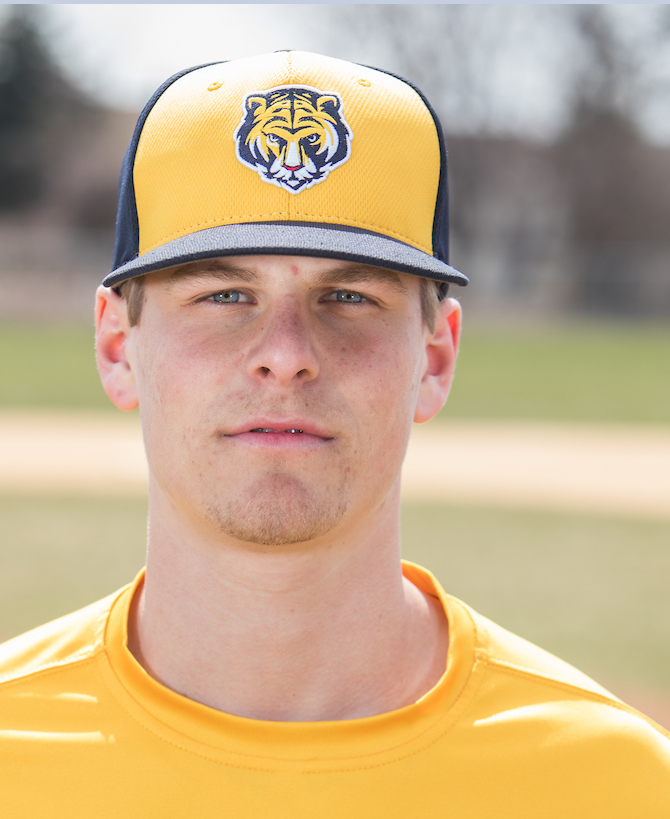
top-left (401, 503), bottom-right (670, 691)
top-left (1, 320), bottom-right (669, 422)
top-left (1, 495), bottom-right (668, 696)
top-left (0, 495), bottom-right (147, 642)
top-left (0, 323), bottom-right (112, 411)
top-left (443, 321), bottom-right (670, 424)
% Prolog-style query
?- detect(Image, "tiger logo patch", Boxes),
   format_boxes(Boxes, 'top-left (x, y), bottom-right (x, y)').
top-left (234, 85), bottom-right (352, 194)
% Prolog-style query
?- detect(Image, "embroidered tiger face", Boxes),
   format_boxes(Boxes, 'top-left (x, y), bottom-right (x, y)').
top-left (234, 86), bottom-right (352, 194)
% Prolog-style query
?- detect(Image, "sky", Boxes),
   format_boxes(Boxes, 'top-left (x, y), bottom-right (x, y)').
top-left (24, 4), bottom-right (670, 144)
top-left (44, 5), bottom-right (309, 110)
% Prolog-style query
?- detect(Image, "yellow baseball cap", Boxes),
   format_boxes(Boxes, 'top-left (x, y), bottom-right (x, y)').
top-left (104, 51), bottom-right (467, 289)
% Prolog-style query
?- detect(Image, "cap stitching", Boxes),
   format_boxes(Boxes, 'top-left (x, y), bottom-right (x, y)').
top-left (141, 216), bottom-right (432, 257)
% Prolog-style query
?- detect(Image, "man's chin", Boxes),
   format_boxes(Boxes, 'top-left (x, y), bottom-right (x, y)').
top-left (205, 474), bottom-right (348, 547)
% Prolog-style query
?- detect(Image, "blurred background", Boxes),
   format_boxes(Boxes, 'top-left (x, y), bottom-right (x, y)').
top-left (0, 5), bottom-right (669, 726)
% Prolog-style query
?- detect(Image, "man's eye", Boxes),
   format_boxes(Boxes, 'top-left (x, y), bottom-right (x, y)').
top-left (209, 291), bottom-right (249, 304)
top-left (324, 290), bottom-right (366, 304)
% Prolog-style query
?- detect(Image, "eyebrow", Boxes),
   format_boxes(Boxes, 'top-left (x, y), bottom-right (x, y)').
top-left (312, 265), bottom-right (408, 293)
top-left (164, 260), bottom-right (407, 293)
top-left (166, 262), bottom-right (257, 289)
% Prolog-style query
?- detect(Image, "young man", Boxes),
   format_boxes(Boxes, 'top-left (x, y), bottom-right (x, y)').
top-left (1, 51), bottom-right (669, 816)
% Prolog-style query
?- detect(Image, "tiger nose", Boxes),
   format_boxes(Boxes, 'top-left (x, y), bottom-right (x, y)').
top-left (284, 140), bottom-right (302, 170)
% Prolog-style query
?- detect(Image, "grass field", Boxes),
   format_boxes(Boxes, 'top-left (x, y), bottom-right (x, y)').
top-left (2, 320), bottom-right (670, 423)
top-left (0, 495), bottom-right (147, 642)
top-left (1, 494), bottom-right (668, 696)
top-left (0, 324), bottom-right (108, 411)
top-left (445, 321), bottom-right (670, 424)
top-left (402, 504), bottom-right (670, 692)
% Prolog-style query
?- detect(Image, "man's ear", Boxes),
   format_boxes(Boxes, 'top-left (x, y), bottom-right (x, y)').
top-left (95, 286), bottom-right (139, 411)
top-left (414, 297), bottom-right (461, 424)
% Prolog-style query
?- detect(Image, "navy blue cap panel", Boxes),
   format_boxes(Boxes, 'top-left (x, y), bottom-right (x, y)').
top-left (423, 97), bottom-right (450, 266)
top-left (112, 143), bottom-right (141, 273)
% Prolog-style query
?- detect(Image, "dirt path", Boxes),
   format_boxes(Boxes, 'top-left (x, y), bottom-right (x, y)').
top-left (405, 421), bottom-right (670, 519)
top-left (1, 411), bottom-right (669, 519)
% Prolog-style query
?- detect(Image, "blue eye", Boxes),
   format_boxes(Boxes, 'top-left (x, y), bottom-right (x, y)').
top-left (211, 291), bottom-right (242, 303)
top-left (322, 289), bottom-right (369, 304)
top-left (335, 291), bottom-right (364, 303)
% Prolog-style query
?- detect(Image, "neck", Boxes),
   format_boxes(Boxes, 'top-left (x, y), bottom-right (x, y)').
top-left (129, 480), bottom-right (449, 722)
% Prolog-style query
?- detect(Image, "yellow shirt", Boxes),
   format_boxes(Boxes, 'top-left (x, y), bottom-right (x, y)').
top-left (0, 562), bottom-right (668, 817)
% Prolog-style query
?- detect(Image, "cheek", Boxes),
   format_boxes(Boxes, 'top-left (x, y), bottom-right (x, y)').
top-left (134, 326), bottom-right (241, 417)
top-left (326, 323), bottom-right (423, 427)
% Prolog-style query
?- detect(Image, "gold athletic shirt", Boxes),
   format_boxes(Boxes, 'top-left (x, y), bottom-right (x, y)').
top-left (0, 562), bottom-right (668, 816)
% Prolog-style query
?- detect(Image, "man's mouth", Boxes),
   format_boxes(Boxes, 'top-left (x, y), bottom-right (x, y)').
top-left (221, 419), bottom-right (334, 445)
top-left (221, 422), bottom-right (333, 449)
top-left (251, 428), bottom-right (304, 434)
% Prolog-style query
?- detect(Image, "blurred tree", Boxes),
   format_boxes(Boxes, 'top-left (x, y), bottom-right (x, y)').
top-left (558, 6), bottom-right (670, 313)
top-left (0, 5), bottom-right (87, 212)
top-left (560, 6), bottom-right (670, 243)
top-left (313, 4), bottom-right (515, 135)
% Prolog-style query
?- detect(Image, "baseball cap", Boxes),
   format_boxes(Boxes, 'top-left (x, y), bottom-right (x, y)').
top-left (104, 51), bottom-right (467, 289)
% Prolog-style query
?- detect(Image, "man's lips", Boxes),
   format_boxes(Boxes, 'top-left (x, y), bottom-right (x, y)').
top-left (224, 418), bottom-right (332, 437)
top-left (250, 427), bottom-right (304, 434)
top-left (221, 419), bottom-right (334, 447)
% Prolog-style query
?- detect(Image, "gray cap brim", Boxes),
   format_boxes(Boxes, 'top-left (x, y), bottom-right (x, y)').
top-left (103, 222), bottom-right (467, 288)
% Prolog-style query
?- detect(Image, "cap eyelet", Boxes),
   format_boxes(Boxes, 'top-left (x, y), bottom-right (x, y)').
top-left (358, 78), bottom-right (371, 87)
top-left (207, 81), bottom-right (224, 92)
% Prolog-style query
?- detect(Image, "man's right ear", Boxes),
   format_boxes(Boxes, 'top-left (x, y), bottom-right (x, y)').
top-left (95, 286), bottom-right (139, 411)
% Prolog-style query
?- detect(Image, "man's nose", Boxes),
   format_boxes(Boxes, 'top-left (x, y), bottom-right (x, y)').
top-left (246, 299), bottom-right (320, 386)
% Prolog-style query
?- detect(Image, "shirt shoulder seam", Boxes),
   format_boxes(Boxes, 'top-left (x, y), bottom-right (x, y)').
top-left (0, 646), bottom-right (103, 689)
top-left (485, 655), bottom-right (670, 740)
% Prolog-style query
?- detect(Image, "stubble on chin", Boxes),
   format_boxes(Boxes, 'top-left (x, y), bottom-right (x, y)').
top-left (204, 473), bottom-right (349, 546)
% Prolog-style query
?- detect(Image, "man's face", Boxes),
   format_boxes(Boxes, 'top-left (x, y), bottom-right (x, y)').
top-left (108, 255), bottom-right (455, 547)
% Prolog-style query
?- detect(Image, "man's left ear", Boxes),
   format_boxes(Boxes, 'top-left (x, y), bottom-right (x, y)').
top-left (414, 297), bottom-right (461, 424)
